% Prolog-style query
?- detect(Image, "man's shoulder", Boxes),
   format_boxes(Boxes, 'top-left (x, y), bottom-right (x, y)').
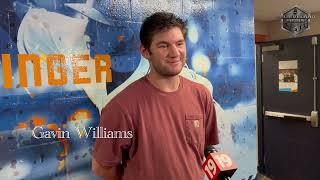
top-left (181, 76), bottom-right (213, 105)
top-left (106, 77), bottom-right (146, 107)
top-left (182, 76), bottom-right (211, 94)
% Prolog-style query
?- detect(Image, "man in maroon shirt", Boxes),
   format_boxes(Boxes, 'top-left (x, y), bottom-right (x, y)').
top-left (92, 12), bottom-right (219, 180)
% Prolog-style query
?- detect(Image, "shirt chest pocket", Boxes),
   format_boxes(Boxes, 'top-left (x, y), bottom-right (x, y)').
top-left (185, 114), bottom-right (204, 153)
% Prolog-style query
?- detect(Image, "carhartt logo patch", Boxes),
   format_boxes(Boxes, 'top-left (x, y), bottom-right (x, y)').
top-left (193, 120), bottom-right (200, 128)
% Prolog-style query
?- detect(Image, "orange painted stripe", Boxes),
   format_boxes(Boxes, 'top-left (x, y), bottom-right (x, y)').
top-left (255, 34), bottom-right (267, 43)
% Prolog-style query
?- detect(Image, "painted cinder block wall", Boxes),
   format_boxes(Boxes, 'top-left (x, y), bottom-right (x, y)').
top-left (0, 0), bottom-right (256, 179)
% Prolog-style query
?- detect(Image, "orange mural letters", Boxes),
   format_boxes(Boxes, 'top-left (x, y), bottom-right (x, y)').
top-left (18, 54), bottom-right (42, 87)
top-left (1, 54), bottom-right (112, 88)
top-left (95, 54), bottom-right (112, 83)
top-left (47, 54), bottom-right (67, 86)
top-left (72, 54), bottom-right (91, 84)
top-left (1, 54), bottom-right (13, 88)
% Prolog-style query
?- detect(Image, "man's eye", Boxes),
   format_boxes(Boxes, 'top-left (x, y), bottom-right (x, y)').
top-left (159, 45), bottom-right (168, 48)
top-left (177, 42), bottom-right (185, 46)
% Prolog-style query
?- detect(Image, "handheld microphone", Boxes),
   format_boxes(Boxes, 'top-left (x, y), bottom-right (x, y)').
top-left (202, 146), bottom-right (237, 180)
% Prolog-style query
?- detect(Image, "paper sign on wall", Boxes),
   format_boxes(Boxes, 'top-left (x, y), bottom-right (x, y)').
top-left (279, 60), bottom-right (298, 92)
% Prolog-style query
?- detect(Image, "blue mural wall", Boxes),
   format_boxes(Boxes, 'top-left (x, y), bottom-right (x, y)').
top-left (0, 0), bottom-right (256, 179)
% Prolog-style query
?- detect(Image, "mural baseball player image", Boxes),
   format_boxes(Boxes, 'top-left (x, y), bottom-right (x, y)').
top-left (92, 12), bottom-right (219, 180)
top-left (0, 0), bottom-right (256, 179)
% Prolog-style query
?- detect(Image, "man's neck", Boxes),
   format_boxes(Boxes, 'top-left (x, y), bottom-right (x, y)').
top-left (146, 73), bottom-right (180, 92)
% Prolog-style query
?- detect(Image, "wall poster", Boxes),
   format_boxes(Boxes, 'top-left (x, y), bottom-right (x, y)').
top-left (279, 60), bottom-right (298, 92)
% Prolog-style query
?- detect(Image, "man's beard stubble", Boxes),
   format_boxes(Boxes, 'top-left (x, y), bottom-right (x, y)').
top-left (152, 59), bottom-right (185, 77)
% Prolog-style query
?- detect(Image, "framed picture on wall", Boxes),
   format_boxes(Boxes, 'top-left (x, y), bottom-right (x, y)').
top-left (279, 60), bottom-right (298, 92)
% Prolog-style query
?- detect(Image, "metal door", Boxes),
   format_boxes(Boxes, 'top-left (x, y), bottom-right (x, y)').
top-left (257, 35), bottom-right (320, 180)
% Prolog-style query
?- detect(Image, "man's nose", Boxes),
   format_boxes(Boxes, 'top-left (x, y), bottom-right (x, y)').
top-left (168, 45), bottom-right (180, 57)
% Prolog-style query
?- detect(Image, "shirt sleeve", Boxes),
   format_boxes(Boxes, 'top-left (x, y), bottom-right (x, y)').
top-left (93, 100), bottom-right (133, 167)
top-left (204, 89), bottom-right (219, 146)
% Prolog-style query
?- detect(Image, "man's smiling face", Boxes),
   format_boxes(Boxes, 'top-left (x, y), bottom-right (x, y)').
top-left (142, 26), bottom-right (186, 77)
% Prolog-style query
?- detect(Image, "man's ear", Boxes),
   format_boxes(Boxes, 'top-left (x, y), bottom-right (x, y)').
top-left (140, 45), bottom-right (150, 60)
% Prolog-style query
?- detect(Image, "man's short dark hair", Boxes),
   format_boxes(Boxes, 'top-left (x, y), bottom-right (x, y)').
top-left (140, 12), bottom-right (187, 49)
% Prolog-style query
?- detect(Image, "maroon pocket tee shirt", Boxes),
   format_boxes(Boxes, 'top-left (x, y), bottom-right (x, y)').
top-left (93, 76), bottom-right (219, 180)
